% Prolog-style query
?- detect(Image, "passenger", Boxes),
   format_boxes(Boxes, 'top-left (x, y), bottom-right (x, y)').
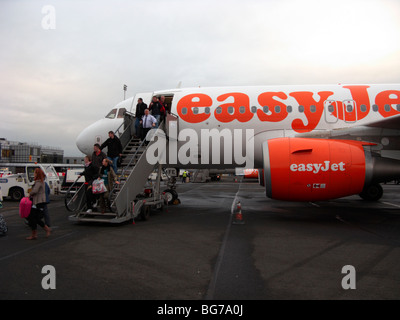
top-left (159, 96), bottom-right (168, 112)
top-left (92, 143), bottom-right (107, 170)
top-left (135, 98), bottom-right (147, 139)
top-left (148, 96), bottom-right (164, 128)
top-left (43, 181), bottom-right (51, 227)
top-left (100, 131), bottom-right (123, 174)
top-left (140, 109), bottom-right (157, 144)
top-left (26, 168), bottom-right (51, 240)
top-left (98, 158), bottom-right (120, 214)
top-left (79, 155), bottom-right (99, 213)
top-left (159, 95), bottom-right (168, 123)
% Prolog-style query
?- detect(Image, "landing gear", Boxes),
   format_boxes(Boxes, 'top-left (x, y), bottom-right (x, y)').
top-left (163, 188), bottom-right (178, 205)
top-left (359, 183), bottom-right (383, 201)
top-left (162, 168), bottom-right (179, 205)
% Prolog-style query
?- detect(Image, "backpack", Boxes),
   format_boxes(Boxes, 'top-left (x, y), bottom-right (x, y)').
top-left (0, 214), bottom-right (7, 236)
top-left (45, 182), bottom-right (50, 204)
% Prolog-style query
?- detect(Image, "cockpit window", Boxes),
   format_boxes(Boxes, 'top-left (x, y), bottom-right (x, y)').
top-left (105, 108), bottom-right (117, 119)
top-left (117, 108), bottom-right (126, 118)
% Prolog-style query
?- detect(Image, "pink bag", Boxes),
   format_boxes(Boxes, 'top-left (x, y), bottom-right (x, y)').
top-left (92, 179), bottom-right (107, 194)
top-left (19, 197), bottom-right (32, 218)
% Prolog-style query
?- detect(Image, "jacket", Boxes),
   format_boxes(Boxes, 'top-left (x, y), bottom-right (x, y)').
top-left (135, 102), bottom-right (148, 118)
top-left (30, 180), bottom-right (46, 205)
top-left (100, 136), bottom-right (122, 158)
top-left (92, 150), bottom-right (107, 169)
top-left (149, 101), bottom-right (165, 116)
top-left (80, 162), bottom-right (99, 185)
top-left (99, 166), bottom-right (118, 191)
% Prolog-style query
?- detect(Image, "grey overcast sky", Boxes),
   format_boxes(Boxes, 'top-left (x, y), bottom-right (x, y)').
top-left (1, 0), bottom-right (400, 156)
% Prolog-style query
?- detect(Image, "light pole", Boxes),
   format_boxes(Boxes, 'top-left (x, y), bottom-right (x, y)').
top-left (123, 84), bottom-right (127, 100)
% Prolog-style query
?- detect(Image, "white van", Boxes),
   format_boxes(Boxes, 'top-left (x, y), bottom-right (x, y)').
top-left (0, 163), bottom-right (60, 201)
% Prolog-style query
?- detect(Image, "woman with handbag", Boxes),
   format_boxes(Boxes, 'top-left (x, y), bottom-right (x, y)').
top-left (97, 159), bottom-right (120, 213)
top-left (26, 168), bottom-right (51, 240)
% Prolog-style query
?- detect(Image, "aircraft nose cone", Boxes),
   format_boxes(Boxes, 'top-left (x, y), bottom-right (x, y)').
top-left (76, 129), bottom-right (91, 155)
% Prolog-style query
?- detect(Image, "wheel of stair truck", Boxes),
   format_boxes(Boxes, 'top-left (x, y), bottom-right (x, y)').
top-left (359, 183), bottom-right (383, 201)
top-left (163, 189), bottom-right (178, 205)
top-left (10, 187), bottom-right (24, 201)
top-left (140, 205), bottom-right (151, 221)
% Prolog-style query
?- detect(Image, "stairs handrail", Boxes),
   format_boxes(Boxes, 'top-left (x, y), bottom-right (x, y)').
top-left (64, 177), bottom-right (86, 212)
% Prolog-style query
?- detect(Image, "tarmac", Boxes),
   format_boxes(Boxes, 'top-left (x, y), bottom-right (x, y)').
top-left (1, 178), bottom-right (400, 300)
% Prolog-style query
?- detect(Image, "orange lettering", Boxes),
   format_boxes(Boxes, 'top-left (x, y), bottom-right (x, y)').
top-left (289, 91), bottom-right (334, 133)
top-left (257, 92), bottom-right (288, 122)
top-left (177, 94), bottom-right (212, 123)
top-left (215, 93), bottom-right (253, 123)
top-left (375, 90), bottom-right (400, 118)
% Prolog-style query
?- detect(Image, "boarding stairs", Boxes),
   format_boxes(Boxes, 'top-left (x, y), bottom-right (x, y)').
top-left (67, 112), bottom-right (177, 224)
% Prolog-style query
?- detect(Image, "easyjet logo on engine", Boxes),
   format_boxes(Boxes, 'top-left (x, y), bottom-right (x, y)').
top-left (176, 85), bottom-right (400, 133)
top-left (290, 161), bottom-right (345, 174)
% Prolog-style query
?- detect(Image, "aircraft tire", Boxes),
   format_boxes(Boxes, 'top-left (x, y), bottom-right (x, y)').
top-left (163, 189), bottom-right (178, 205)
top-left (359, 183), bottom-right (383, 201)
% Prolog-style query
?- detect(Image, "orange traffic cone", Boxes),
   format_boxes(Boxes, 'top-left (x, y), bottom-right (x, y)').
top-left (232, 201), bottom-right (245, 224)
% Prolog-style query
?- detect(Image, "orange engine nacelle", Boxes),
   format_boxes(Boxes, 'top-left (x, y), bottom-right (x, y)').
top-left (263, 138), bottom-right (370, 201)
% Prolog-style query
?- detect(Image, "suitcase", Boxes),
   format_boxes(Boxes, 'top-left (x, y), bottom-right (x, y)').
top-left (0, 214), bottom-right (7, 236)
top-left (19, 197), bottom-right (32, 218)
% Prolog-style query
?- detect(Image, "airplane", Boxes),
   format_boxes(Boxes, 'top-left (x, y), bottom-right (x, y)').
top-left (76, 84), bottom-right (400, 202)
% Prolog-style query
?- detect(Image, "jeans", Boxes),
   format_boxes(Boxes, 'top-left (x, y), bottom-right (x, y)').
top-left (135, 118), bottom-right (141, 137)
top-left (27, 203), bottom-right (45, 230)
top-left (154, 115), bottom-right (160, 128)
top-left (108, 156), bottom-right (119, 173)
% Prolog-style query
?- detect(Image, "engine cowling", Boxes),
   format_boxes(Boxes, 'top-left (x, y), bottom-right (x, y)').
top-left (263, 138), bottom-right (370, 201)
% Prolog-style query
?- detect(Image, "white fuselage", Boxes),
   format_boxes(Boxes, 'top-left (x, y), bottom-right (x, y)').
top-left (76, 84), bottom-right (400, 168)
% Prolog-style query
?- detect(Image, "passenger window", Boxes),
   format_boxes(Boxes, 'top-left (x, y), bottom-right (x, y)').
top-left (372, 104), bottom-right (379, 112)
top-left (328, 105), bottom-right (334, 113)
top-left (227, 106), bottom-right (234, 114)
top-left (360, 104), bottom-right (367, 112)
top-left (205, 107), bottom-right (210, 114)
top-left (251, 106), bottom-right (257, 113)
top-left (384, 104), bottom-right (391, 112)
top-left (299, 105), bottom-right (304, 113)
top-left (397, 104), bottom-right (400, 112)
top-left (117, 108), bottom-right (126, 118)
top-left (193, 107), bottom-right (199, 114)
top-left (310, 105), bottom-right (316, 113)
top-left (181, 107), bottom-right (187, 115)
top-left (239, 106), bottom-right (246, 114)
top-left (105, 108), bottom-right (117, 119)
top-left (275, 106), bottom-right (281, 113)
top-left (346, 104), bottom-right (353, 112)
top-left (216, 106), bottom-right (222, 114)
top-left (263, 106), bottom-right (269, 113)
top-left (287, 105), bottom-right (292, 113)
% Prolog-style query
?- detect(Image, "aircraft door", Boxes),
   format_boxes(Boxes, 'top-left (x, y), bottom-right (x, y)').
top-left (131, 92), bottom-right (154, 115)
top-left (343, 100), bottom-right (357, 123)
top-left (324, 100), bottom-right (340, 124)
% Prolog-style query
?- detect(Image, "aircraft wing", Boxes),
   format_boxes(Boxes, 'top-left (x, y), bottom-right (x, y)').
top-left (295, 114), bottom-right (400, 140)
top-left (364, 114), bottom-right (400, 130)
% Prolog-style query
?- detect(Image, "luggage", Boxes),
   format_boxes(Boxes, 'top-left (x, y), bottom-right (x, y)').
top-left (0, 214), bottom-right (7, 236)
top-left (19, 197), bottom-right (33, 218)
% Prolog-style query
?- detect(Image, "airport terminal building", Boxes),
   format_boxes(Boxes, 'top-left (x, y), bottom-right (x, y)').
top-left (0, 138), bottom-right (64, 163)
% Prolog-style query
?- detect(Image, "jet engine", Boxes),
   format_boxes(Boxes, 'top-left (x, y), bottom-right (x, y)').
top-left (262, 137), bottom-right (400, 201)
